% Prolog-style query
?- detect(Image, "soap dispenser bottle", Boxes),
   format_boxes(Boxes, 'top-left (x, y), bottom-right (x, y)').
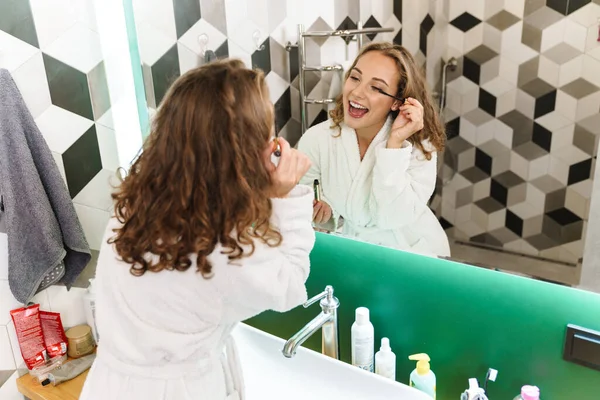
top-left (409, 353), bottom-right (436, 399)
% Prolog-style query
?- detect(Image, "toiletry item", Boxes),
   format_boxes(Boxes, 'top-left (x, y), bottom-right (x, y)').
top-left (375, 337), bottom-right (396, 380)
top-left (513, 385), bottom-right (540, 400)
top-left (351, 307), bottom-right (374, 372)
top-left (30, 354), bottom-right (66, 386)
top-left (65, 325), bottom-right (95, 358)
top-left (40, 311), bottom-right (68, 359)
top-left (10, 304), bottom-right (47, 370)
top-left (83, 278), bottom-right (100, 343)
top-left (409, 353), bottom-right (436, 399)
top-left (314, 179), bottom-right (321, 202)
top-left (48, 353), bottom-right (96, 386)
top-left (460, 378), bottom-right (488, 400)
top-left (273, 137), bottom-right (281, 157)
top-left (483, 368), bottom-right (498, 393)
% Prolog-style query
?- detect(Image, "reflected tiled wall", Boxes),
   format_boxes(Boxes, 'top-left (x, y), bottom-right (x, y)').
top-left (0, 0), bottom-right (118, 391)
top-left (437, 0), bottom-right (600, 266)
top-left (134, 0), bottom-right (445, 146)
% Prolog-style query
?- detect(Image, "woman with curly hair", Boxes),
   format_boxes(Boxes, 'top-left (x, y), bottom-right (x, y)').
top-left (298, 42), bottom-right (450, 256)
top-left (80, 59), bottom-right (314, 400)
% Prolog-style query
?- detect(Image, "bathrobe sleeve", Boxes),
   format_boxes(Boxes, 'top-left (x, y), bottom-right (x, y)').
top-left (297, 128), bottom-right (339, 230)
top-left (370, 140), bottom-right (437, 229)
top-left (219, 185), bottom-right (316, 323)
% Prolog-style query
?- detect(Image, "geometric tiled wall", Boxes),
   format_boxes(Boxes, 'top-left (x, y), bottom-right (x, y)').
top-left (0, 0), bottom-right (118, 392)
top-left (132, 0), bottom-right (445, 147)
top-left (437, 0), bottom-right (600, 266)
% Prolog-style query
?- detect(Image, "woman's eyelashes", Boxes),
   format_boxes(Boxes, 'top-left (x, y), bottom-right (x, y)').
top-left (349, 76), bottom-right (385, 93)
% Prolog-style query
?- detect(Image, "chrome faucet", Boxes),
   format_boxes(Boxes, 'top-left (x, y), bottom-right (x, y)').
top-left (282, 285), bottom-right (340, 359)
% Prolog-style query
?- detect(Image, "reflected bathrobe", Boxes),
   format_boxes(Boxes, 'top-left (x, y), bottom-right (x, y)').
top-left (79, 185), bottom-right (315, 400)
top-left (298, 117), bottom-right (450, 257)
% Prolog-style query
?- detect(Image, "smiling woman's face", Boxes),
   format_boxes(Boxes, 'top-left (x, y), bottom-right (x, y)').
top-left (343, 51), bottom-right (401, 133)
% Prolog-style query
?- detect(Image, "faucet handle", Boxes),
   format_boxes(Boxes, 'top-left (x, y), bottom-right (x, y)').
top-left (303, 285), bottom-right (334, 308)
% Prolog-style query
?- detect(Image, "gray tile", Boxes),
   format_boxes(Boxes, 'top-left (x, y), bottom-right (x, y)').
top-left (490, 227), bottom-right (520, 244)
top-left (544, 188), bottom-right (567, 211)
top-left (508, 183), bottom-right (528, 206)
top-left (200, 0), bottom-right (227, 35)
top-left (281, 118), bottom-right (301, 148)
top-left (464, 108), bottom-right (494, 126)
top-left (543, 215), bottom-right (563, 242)
top-left (471, 233), bottom-right (504, 247)
top-left (476, 197), bottom-right (505, 213)
top-left (173, 0), bottom-right (202, 38)
top-left (577, 113), bottom-right (600, 135)
top-left (270, 38), bottom-right (289, 82)
top-left (524, 6), bottom-right (564, 30)
top-left (0, 0), bottom-right (38, 47)
top-left (514, 141), bottom-right (548, 160)
top-left (521, 22), bottom-right (542, 52)
top-left (71, 249), bottom-right (98, 288)
top-left (526, 232), bottom-right (559, 250)
top-left (151, 44), bottom-right (180, 107)
top-left (465, 45), bottom-right (498, 64)
top-left (456, 186), bottom-right (474, 207)
top-left (560, 78), bottom-right (600, 99)
top-left (308, 17), bottom-right (333, 47)
top-left (88, 62), bottom-right (111, 121)
top-left (457, 147), bottom-right (476, 171)
top-left (518, 56), bottom-right (540, 87)
top-left (462, 166), bottom-right (490, 183)
top-left (447, 136), bottom-right (474, 155)
top-left (487, 10), bottom-right (520, 31)
top-left (480, 57), bottom-right (500, 85)
top-left (532, 175), bottom-right (565, 193)
top-left (491, 150), bottom-right (512, 176)
top-left (573, 124), bottom-right (597, 155)
top-left (43, 53), bottom-right (94, 120)
top-left (524, 0), bottom-right (546, 16)
top-left (499, 110), bottom-right (534, 146)
top-left (562, 220), bottom-right (584, 243)
top-left (523, 215), bottom-right (543, 237)
top-left (479, 140), bottom-right (510, 159)
top-left (494, 170), bottom-right (526, 188)
top-left (0, 370), bottom-right (15, 388)
top-left (543, 43), bottom-right (581, 65)
top-left (521, 78), bottom-right (555, 98)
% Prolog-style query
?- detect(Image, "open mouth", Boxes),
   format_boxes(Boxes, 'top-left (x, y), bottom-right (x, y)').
top-left (348, 100), bottom-right (369, 119)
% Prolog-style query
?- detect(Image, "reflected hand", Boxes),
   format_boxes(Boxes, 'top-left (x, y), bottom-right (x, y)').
top-left (313, 200), bottom-right (332, 224)
top-left (266, 137), bottom-right (311, 198)
top-left (388, 97), bottom-right (424, 148)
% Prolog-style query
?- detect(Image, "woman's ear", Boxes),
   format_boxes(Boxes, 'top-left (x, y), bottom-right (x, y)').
top-left (391, 100), bottom-right (400, 111)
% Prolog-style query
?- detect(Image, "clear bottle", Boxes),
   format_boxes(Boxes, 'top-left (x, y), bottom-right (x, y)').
top-left (375, 337), bottom-right (396, 380)
top-left (83, 278), bottom-right (99, 343)
top-left (351, 307), bottom-right (374, 372)
top-left (513, 385), bottom-right (540, 400)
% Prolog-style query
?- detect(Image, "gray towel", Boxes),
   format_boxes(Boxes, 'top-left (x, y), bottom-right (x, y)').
top-left (0, 69), bottom-right (91, 303)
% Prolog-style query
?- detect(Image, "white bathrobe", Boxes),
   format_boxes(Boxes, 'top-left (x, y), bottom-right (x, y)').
top-left (79, 185), bottom-right (315, 400)
top-left (298, 117), bottom-right (450, 257)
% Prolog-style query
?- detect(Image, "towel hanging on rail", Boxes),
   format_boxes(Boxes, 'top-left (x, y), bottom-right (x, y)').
top-left (0, 68), bottom-right (91, 303)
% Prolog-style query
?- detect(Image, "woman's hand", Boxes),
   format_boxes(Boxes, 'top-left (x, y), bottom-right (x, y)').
top-left (266, 137), bottom-right (311, 198)
top-left (387, 97), bottom-right (424, 148)
top-left (313, 200), bottom-right (332, 224)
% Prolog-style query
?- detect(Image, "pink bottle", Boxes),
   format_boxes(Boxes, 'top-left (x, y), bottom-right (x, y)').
top-left (513, 385), bottom-right (540, 400)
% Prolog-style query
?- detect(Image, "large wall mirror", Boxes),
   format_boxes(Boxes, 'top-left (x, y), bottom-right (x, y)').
top-left (121, 0), bottom-right (600, 293)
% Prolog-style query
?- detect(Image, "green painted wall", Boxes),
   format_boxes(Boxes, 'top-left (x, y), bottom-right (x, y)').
top-left (247, 233), bottom-right (600, 400)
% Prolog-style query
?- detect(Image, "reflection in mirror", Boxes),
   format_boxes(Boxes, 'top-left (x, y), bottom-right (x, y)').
top-left (298, 42), bottom-right (450, 258)
top-left (125, 0), bottom-right (600, 295)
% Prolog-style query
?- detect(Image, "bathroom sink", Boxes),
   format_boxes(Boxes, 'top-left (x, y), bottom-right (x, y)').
top-left (232, 323), bottom-right (433, 400)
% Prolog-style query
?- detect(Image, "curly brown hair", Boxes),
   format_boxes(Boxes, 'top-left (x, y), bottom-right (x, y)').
top-left (109, 59), bottom-right (281, 278)
top-left (329, 42), bottom-right (445, 160)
